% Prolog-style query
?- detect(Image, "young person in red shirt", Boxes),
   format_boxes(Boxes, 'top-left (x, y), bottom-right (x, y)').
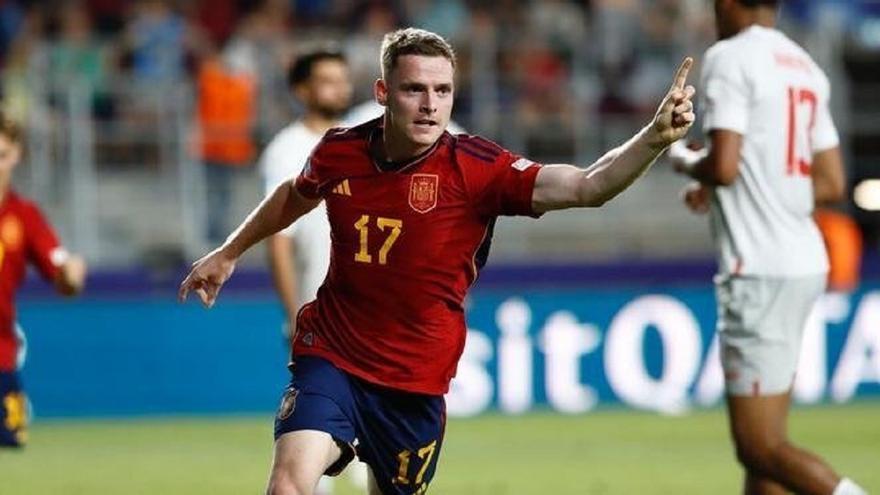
top-left (0, 114), bottom-right (87, 448)
top-left (180, 28), bottom-right (695, 495)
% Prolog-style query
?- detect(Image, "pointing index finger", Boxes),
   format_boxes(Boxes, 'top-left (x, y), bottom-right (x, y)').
top-left (671, 57), bottom-right (693, 92)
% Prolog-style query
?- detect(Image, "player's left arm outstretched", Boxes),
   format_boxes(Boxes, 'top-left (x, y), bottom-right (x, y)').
top-left (531, 57), bottom-right (696, 212)
top-left (178, 180), bottom-right (320, 308)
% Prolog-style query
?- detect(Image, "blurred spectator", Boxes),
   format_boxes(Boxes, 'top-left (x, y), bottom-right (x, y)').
top-left (224, 0), bottom-right (294, 141)
top-left (0, 0), bottom-right (26, 68)
top-left (293, 0), bottom-right (338, 26)
top-left (527, 0), bottom-right (588, 50)
top-left (191, 0), bottom-right (239, 47)
top-left (404, 0), bottom-right (468, 41)
top-left (595, 0), bottom-right (639, 71)
top-left (345, 2), bottom-right (399, 101)
top-left (485, 0), bottom-right (527, 40)
top-left (47, 3), bottom-right (114, 119)
top-left (628, 0), bottom-right (682, 110)
top-left (1, 5), bottom-right (46, 122)
top-left (195, 40), bottom-right (257, 244)
top-left (514, 34), bottom-right (575, 160)
top-left (122, 0), bottom-right (190, 83)
top-left (815, 209), bottom-right (864, 293)
top-left (593, 0), bottom-right (641, 119)
top-left (0, 0), bottom-right (865, 266)
top-left (86, 0), bottom-right (127, 36)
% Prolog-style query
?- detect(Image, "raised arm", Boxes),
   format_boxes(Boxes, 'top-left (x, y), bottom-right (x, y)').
top-left (179, 179), bottom-right (320, 307)
top-left (531, 57), bottom-right (696, 213)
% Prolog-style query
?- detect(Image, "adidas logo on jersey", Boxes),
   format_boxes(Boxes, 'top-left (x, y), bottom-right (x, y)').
top-left (332, 179), bottom-right (352, 196)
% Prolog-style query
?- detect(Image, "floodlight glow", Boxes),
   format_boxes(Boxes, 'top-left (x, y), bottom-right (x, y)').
top-left (853, 180), bottom-right (880, 211)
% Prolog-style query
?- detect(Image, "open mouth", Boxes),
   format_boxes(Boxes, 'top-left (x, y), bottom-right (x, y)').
top-left (414, 119), bottom-right (437, 127)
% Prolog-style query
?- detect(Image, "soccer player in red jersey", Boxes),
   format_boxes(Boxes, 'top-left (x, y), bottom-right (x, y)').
top-left (0, 114), bottom-right (87, 448)
top-left (180, 28), bottom-right (696, 495)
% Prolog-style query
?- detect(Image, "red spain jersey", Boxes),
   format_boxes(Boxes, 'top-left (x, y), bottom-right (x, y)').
top-left (0, 191), bottom-right (64, 371)
top-left (293, 119), bottom-right (543, 395)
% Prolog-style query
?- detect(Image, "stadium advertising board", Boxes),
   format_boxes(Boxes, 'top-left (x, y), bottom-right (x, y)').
top-left (449, 288), bottom-right (880, 417)
top-left (18, 283), bottom-right (880, 417)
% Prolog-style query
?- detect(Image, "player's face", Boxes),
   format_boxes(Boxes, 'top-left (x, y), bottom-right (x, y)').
top-left (377, 55), bottom-right (454, 152)
top-left (0, 135), bottom-right (21, 174)
top-left (299, 59), bottom-right (353, 120)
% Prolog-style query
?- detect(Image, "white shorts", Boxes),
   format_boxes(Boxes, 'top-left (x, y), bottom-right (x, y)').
top-left (714, 274), bottom-right (826, 396)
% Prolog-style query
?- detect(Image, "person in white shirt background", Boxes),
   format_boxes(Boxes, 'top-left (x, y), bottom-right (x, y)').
top-left (669, 1), bottom-right (866, 495)
top-left (259, 47), bottom-right (366, 495)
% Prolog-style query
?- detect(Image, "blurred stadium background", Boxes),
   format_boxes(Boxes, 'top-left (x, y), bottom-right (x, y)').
top-left (1, 0), bottom-right (879, 493)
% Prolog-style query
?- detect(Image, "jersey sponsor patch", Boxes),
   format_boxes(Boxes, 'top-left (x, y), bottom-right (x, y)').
top-left (510, 158), bottom-right (535, 171)
top-left (276, 387), bottom-right (299, 420)
top-left (409, 174), bottom-right (439, 213)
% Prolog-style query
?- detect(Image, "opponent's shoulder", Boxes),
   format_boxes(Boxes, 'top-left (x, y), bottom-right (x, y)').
top-left (704, 36), bottom-right (746, 70)
top-left (702, 36), bottom-right (760, 88)
top-left (261, 123), bottom-right (301, 159)
top-left (784, 40), bottom-right (831, 91)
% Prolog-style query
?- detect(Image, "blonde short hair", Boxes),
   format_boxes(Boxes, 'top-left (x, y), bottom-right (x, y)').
top-left (380, 28), bottom-right (456, 79)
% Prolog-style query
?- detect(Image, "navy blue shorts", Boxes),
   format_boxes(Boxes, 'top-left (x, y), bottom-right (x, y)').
top-left (274, 356), bottom-right (446, 494)
top-left (0, 371), bottom-right (28, 447)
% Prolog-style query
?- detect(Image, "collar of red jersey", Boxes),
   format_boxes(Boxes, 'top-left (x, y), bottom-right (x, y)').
top-left (367, 124), bottom-right (447, 173)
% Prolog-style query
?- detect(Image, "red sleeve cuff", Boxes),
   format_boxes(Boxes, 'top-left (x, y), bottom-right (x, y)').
top-left (505, 164), bottom-right (543, 218)
top-left (294, 173), bottom-right (322, 200)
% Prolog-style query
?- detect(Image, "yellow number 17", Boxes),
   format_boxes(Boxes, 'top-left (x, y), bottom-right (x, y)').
top-left (394, 439), bottom-right (437, 489)
top-left (354, 215), bottom-right (403, 265)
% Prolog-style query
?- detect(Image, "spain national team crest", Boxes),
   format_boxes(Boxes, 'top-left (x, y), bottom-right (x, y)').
top-left (409, 174), bottom-right (438, 213)
top-left (277, 387), bottom-right (299, 420)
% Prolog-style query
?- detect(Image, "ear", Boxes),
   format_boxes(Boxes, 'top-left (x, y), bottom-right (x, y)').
top-left (375, 78), bottom-right (387, 106)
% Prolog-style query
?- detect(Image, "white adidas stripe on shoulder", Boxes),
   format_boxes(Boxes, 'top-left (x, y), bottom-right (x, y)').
top-left (510, 158), bottom-right (535, 171)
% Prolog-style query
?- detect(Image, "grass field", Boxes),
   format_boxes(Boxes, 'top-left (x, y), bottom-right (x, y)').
top-left (1, 403), bottom-right (878, 494)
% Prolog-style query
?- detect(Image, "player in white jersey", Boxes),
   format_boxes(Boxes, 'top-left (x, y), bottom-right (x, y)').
top-left (669, 1), bottom-right (866, 495)
top-left (260, 48), bottom-right (367, 495)
top-left (261, 49), bottom-right (352, 340)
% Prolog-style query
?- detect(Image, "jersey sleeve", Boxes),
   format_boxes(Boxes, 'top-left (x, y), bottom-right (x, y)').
top-left (294, 153), bottom-right (325, 200)
top-left (812, 78), bottom-right (840, 152)
top-left (701, 45), bottom-right (750, 135)
top-left (458, 137), bottom-right (543, 218)
top-left (24, 204), bottom-right (65, 282)
top-left (294, 132), bottom-right (343, 201)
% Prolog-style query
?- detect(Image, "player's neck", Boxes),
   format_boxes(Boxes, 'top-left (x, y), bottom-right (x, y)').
top-left (301, 113), bottom-right (340, 136)
top-left (736, 9), bottom-right (777, 33)
top-left (381, 122), bottom-right (432, 163)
